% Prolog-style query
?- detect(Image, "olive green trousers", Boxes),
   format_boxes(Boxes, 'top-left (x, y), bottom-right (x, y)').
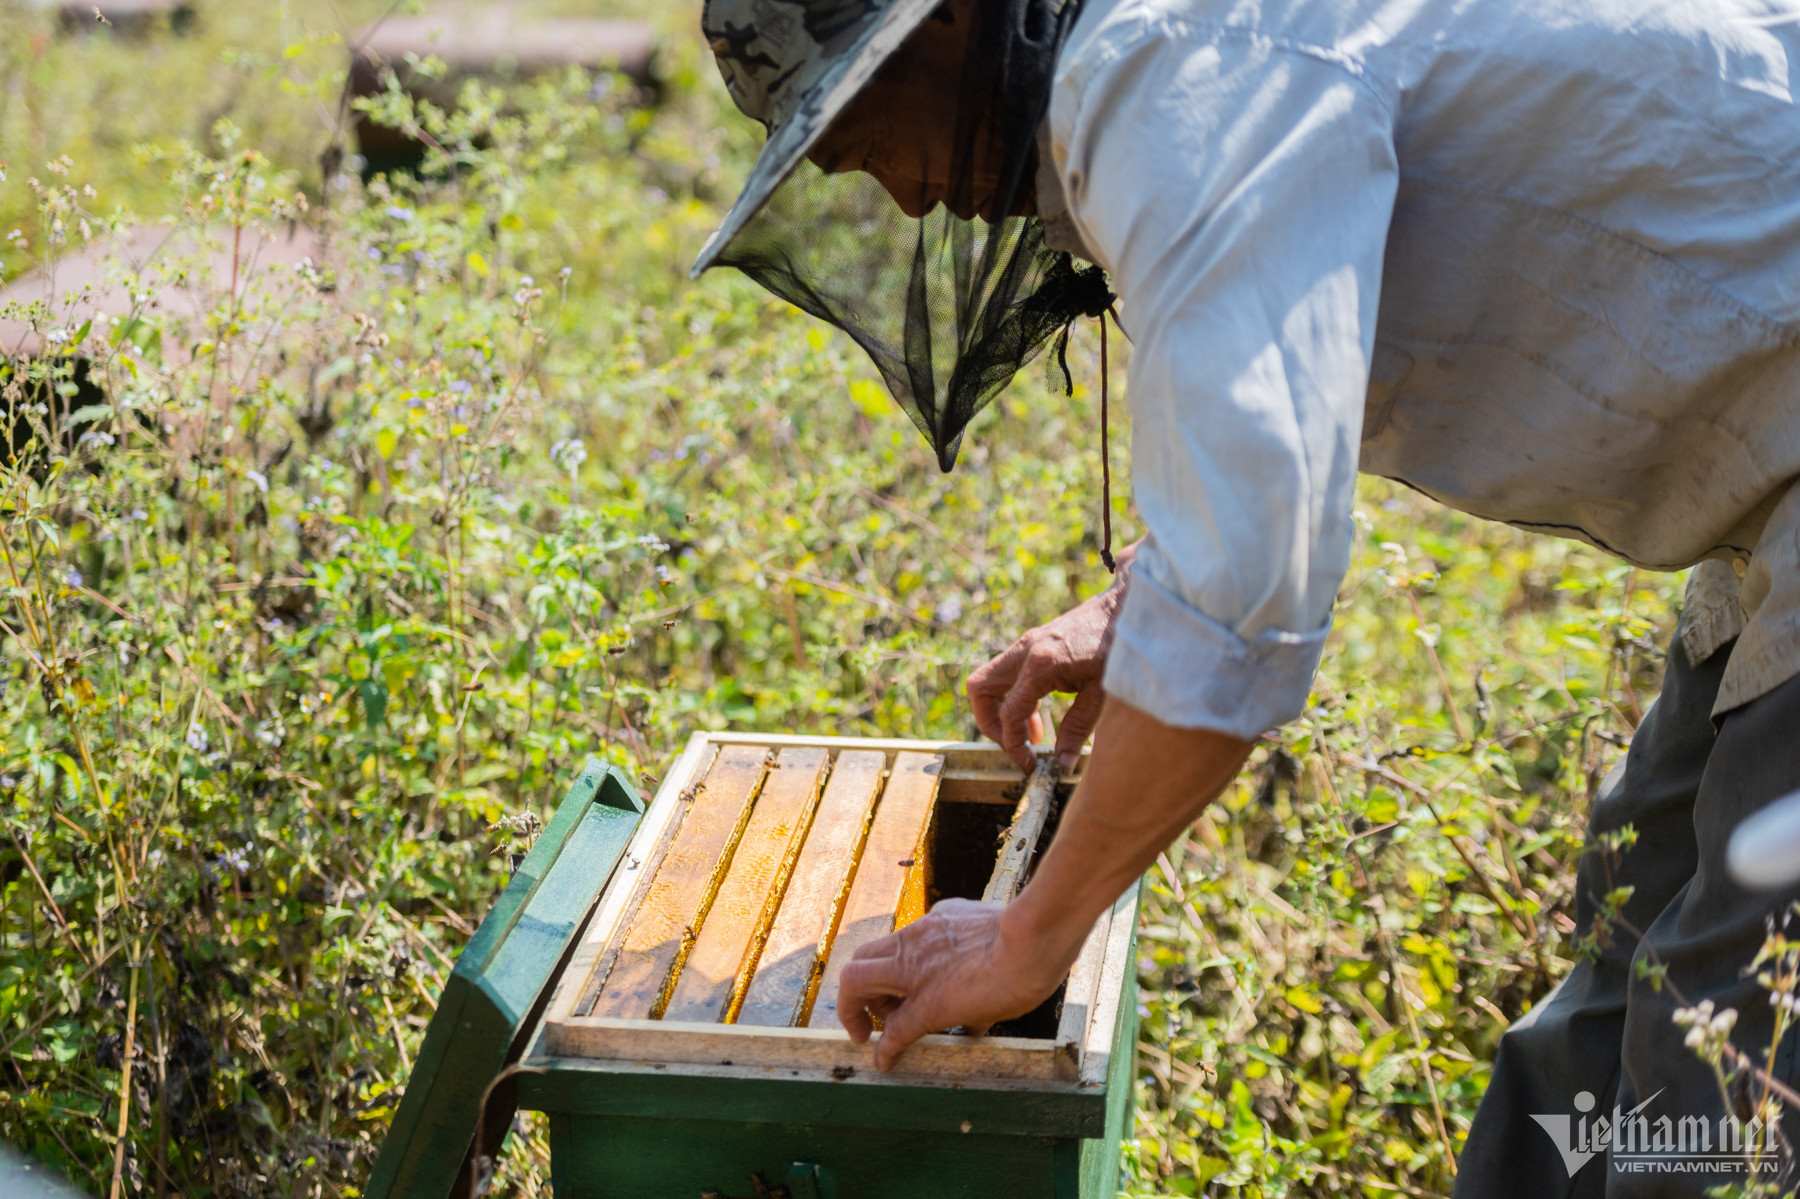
top-left (1457, 637), bottom-right (1800, 1197)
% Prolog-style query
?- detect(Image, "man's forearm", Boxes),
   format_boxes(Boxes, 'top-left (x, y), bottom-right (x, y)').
top-left (999, 697), bottom-right (1254, 964)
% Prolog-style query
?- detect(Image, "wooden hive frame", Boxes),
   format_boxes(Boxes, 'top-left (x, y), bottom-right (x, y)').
top-left (542, 732), bottom-right (1133, 1085)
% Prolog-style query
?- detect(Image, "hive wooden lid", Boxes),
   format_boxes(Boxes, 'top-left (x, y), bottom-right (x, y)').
top-left (353, 6), bottom-right (656, 82)
top-left (0, 223), bottom-right (328, 359)
top-left (25, 0), bottom-right (192, 28)
top-left (365, 759), bottom-right (645, 1199)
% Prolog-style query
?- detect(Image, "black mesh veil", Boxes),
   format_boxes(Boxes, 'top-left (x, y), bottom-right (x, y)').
top-left (712, 0), bottom-right (1112, 471)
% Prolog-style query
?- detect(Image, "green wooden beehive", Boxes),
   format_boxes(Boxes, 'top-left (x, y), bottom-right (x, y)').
top-left (371, 733), bottom-right (1141, 1199)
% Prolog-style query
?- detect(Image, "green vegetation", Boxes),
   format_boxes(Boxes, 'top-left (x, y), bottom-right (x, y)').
top-left (0, 2), bottom-right (1679, 1196)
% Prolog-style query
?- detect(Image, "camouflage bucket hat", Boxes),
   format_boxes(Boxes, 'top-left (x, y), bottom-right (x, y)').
top-left (691, 0), bottom-right (941, 278)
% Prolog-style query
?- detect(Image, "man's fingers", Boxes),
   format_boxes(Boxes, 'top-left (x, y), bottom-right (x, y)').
top-left (1055, 684), bottom-right (1106, 770)
top-left (836, 935), bottom-right (914, 1042)
top-left (840, 1001), bottom-right (874, 1044)
top-left (969, 689), bottom-right (1003, 748)
top-left (996, 684), bottom-right (1046, 772)
top-left (971, 631), bottom-right (1090, 771)
top-left (872, 997), bottom-right (935, 1072)
top-left (838, 948), bottom-right (929, 1071)
top-left (866, 995), bottom-right (903, 1022)
top-left (837, 952), bottom-right (906, 1007)
top-left (966, 640), bottom-right (1026, 695)
top-left (966, 641), bottom-right (1028, 744)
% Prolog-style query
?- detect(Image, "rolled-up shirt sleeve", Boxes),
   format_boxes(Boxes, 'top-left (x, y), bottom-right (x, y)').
top-left (1051, 18), bottom-right (1399, 738)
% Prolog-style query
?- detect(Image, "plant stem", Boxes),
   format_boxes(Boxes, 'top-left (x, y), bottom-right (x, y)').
top-left (108, 939), bottom-right (141, 1199)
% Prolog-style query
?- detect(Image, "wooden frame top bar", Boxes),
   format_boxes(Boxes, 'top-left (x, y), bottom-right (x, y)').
top-left (983, 757), bottom-right (1059, 904)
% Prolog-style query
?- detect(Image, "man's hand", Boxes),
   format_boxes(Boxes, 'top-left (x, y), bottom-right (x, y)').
top-left (835, 898), bottom-right (1077, 1072)
top-left (967, 541), bottom-right (1139, 772)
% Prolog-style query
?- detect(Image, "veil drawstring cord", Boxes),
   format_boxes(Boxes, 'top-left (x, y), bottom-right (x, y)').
top-left (1099, 309), bottom-right (1115, 574)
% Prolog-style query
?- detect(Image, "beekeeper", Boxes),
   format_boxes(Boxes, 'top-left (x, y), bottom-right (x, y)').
top-left (693, 0), bottom-right (1800, 1191)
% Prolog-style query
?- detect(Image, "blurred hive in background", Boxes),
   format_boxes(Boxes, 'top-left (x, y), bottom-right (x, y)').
top-left (349, 4), bottom-right (658, 175)
top-left (0, 224), bottom-right (328, 470)
top-left (28, 0), bottom-right (195, 36)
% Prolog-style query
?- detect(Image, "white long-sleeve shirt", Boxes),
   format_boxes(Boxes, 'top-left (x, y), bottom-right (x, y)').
top-left (1043, 0), bottom-right (1800, 737)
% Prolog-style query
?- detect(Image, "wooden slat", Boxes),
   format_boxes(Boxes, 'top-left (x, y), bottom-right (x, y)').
top-left (1051, 902), bottom-right (1113, 1082)
top-left (586, 744), bottom-right (770, 1019)
top-left (545, 1015), bottom-right (1072, 1081)
top-left (940, 768), bottom-right (1055, 785)
top-left (735, 750), bottom-right (886, 1028)
top-left (566, 735), bottom-right (718, 1019)
top-left (982, 757), bottom-right (1058, 905)
top-left (702, 733), bottom-right (1031, 774)
top-left (893, 815), bottom-right (934, 932)
top-left (705, 733), bottom-right (977, 752)
top-left (662, 747), bottom-right (830, 1023)
top-left (1080, 881), bottom-right (1141, 1087)
top-left (806, 752), bottom-right (943, 1029)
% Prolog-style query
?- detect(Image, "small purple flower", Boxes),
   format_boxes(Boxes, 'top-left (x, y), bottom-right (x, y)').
top-left (550, 438), bottom-right (588, 473)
